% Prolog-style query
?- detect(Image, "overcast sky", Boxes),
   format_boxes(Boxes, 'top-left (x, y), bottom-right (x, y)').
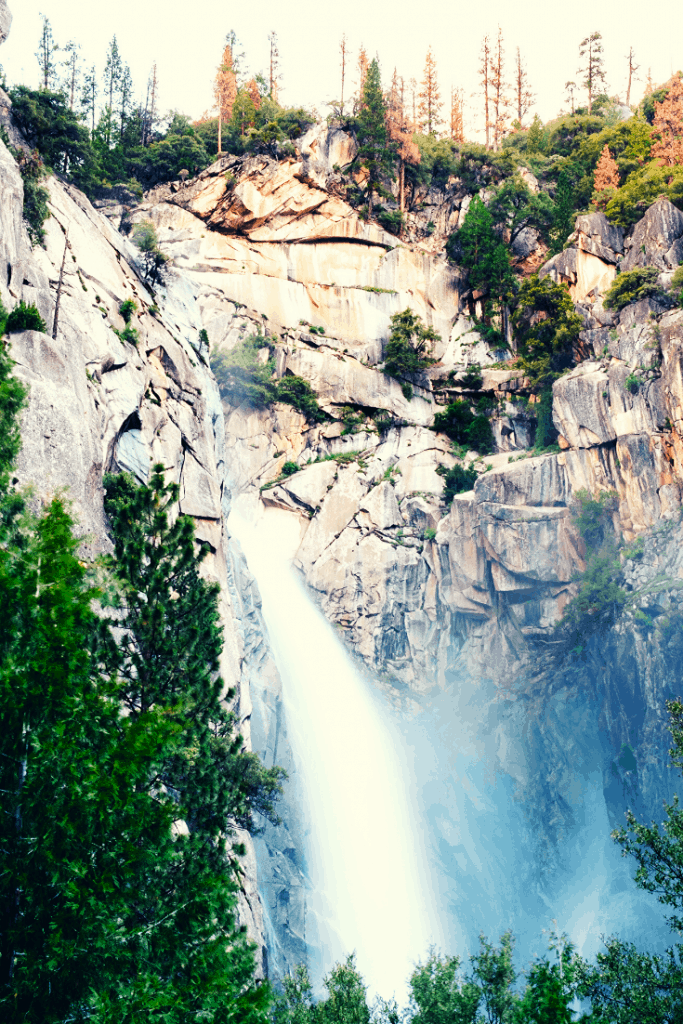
top-left (2, 0), bottom-right (682, 139)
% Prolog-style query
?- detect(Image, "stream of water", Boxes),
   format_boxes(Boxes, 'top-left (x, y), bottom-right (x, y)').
top-left (229, 497), bottom-right (439, 1000)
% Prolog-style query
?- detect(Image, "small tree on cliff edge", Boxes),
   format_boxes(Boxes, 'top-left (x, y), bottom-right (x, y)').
top-left (357, 57), bottom-right (395, 221)
top-left (593, 144), bottom-right (620, 210)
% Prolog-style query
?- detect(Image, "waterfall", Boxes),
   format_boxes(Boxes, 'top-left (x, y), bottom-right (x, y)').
top-left (229, 496), bottom-right (439, 1001)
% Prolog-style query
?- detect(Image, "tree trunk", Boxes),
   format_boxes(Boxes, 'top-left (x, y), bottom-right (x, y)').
top-left (52, 232), bottom-right (69, 340)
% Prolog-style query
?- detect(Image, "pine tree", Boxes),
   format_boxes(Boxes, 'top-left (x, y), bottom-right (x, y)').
top-left (357, 57), bottom-right (394, 221)
top-left (35, 15), bottom-right (59, 91)
top-left (578, 31), bottom-right (607, 114)
top-left (339, 34), bottom-right (348, 115)
top-left (386, 69), bottom-right (420, 215)
top-left (593, 144), bottom-right (620, 209)
top-left (60, 40), bottom-right (80, 110)
top-left (214, 35), bottom-right (239, 154)
top-left (651, 73), bottom-right (683, 167)
top-left (102, 36), bottom-right (122, 147)
top-left (268, 31), bottom-right (281, 102)
top-left (564, 80), bottom-right (576, 115)
top-left (356, 45), bottom-right (369, 112)
top-left (117, 64), bottom-right (133, 143)
top-left (450, 86), bottom-right (465, 143)
top-left (418, 47), bottom-right (443, 135)
top-left (514, 47), bottom-right (534, 128)
top-left (479, 34), bottom-right (491, 149)
top-left (489, 27), bottom-right (507, 148)
top-left (80, 64), bottom-right (97, 135)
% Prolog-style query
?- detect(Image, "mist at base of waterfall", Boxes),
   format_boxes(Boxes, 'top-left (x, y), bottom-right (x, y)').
top-left (230, 496), bottom-right (669, 1001)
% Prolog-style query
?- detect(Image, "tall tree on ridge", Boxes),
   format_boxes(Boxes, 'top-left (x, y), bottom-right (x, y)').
top-left (61, 40), bottom-right (80, 110)
top-left (578, 31), bottom-right (607, 114)
top-left (564, 79), bottom-right (576, 115)
top-left (450, 86), bottom-right (465, 143)
top-left (102, 35), bottom-right (122, 147)
top-left (81, 64), bottom-right (97, 135)
top-left (355, 44), bottom-right (369, 112)
top-left (651, 73), bottom-right (683, 166)
top-left (35, 15), bottom-right (59, 91)
top-left (386, 68), bottom-right (420, 216)
top-left (141, 62), bottom-right (158, 146)
top-left (418, 46), bottom-right (443, 135)
top-left (339, 33), bottom-right (348, 115)
top-left (357, 57), bottom-right (393, 221)
top-left (489, 26), bottom-right (507, 148)
top-left (214, 33), bottom-right (239, 154)
top-left (625, 46), bottom-right (640, 107)
top-left (479, 33), bottom-right (491, 149)
top-left (268, 31), bottom-right (281, 102)
top-left (514, 47), bottom-right (534, 127)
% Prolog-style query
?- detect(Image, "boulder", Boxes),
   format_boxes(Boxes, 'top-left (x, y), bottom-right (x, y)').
top-left (575, 212), bottom-right (624, 264)
top-left (622, 199), bottom-right (683, 272)
top-left (540, 246), bottom-right (616, 303)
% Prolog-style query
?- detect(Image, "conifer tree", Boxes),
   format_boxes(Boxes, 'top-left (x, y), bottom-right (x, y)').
top-left (593, 144), bottom-right (620, 209)
top-left (60, 40), bottom-right (80, 110)
top-left (339, 34), bottom-right (348, 115)
top-left (357, 57), bottom-right (394, 221)
top-left (651, 74), bottom-right (683, 166)
top-left (564, 80), bottom-right (576, 115)
top-left (35, 15), bottom-right (59, 91)
top-left (450, 86), bottom-right (465, 143)
top-left (514, 47), bottom-right (534, 127)
top-left (418, 46), bottom-right (443, 135)
top-left (268, 31), bottom-right (281, 102)
top-left (356, 45), bottom-right (369, 112)
top-left (80, 64), bottom-right (97, 135)
top-left (214, 36), bottom-right (239, 154)
top-left (386, 69), bottom-right (420, 215)
top-left (489, 27), bottom-right (507, 149)
top-left (479, 34), bottom-right (491, 149)
top-left (102, 36), bottom-right (122, 147)
top-left (578, 31), bottom-right (607, 114)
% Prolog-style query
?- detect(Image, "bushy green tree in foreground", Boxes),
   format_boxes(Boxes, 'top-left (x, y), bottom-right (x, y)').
top-left (0, 335), bottom-right (282, 1020)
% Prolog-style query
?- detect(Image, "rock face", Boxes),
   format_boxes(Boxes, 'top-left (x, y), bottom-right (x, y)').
top-left (7, 97), bottom-right (683, 985)
top-left (0, 0), bottom-right (11, 46)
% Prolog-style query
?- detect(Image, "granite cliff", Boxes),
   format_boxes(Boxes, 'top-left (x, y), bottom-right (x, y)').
top-left (3, 46), bottom-right (683, 975)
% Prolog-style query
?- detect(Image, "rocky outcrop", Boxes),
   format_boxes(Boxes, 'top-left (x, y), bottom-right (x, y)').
top-left (0, 0), bottom-right (10, 46)
top-left (622, 198), bottom-right (683, 272)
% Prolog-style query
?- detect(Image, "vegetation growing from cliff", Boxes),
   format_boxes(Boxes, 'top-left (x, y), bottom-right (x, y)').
top-left (512, 274), bottom-right (583, 391)
top-left (4, 301), bottom-right (46, 334)
top-left (433, 401), bottom-right (494, 454)
top-left (436, 462), bottom-right (479, 502)
top-left (0, 342), bottom-right (283, 1019)
top-left (603, 266), bottom-right (665, 311)
top-left (382, 309), bottom-right (438, 399)
top-left (211, 334), bottom-right (326, 421)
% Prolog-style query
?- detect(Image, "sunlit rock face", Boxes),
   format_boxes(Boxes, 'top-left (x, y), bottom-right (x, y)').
top-left (0, 0), bottom-right (11, 46)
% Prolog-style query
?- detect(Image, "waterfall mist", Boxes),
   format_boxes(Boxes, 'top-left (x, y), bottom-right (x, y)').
top-left (230, 497), bottom-right (440, 1001)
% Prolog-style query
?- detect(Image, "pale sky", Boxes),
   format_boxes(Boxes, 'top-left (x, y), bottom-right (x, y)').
top-left (2, 0), bottom-right (682, 139)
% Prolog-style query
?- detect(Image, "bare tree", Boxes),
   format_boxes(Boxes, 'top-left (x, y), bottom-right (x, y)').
top-left (625, 47), bottom-right (640, 107)
top-left (479, 34), bottom-right (491, 149)
top-left (386, 69), bottom-right (421, 216)
top-left (514, 47), bottom-right (534, 127)
top-left (214, 34), bottom-right (239, 154)
top-left (564, 80), bottom-right (576, 115)
top-left (418, 46), bottom-right (443, 134)
top-left (450, 86), bottom-right (465, 142)
top-left (339, 34), bottom-right (348, 115)
top-left (489, 26), bottom-right (507, 148)
top-left (268, 31), bottom-right (281, 102)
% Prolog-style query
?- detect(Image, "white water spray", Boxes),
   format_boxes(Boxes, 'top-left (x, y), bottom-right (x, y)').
top-left (230, 496), bottom-right (438, 1000)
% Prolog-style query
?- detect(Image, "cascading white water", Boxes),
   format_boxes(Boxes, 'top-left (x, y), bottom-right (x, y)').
top-left (229, 495), bottom-right (439, 1000)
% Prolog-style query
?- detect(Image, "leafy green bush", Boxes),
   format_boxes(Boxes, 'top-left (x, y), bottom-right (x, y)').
top-left (446, 196), bottom-right (516, 305)
top-left (119, 299), bottom-right (137, 323)
top-left (512, 274), bottom-right (583, 390)
top-left (461, 364), bottom-right (484, 390)
top-left (211, 335), bottom-right (275, 408)
top-left (276, 375), bottom-right (327, 421)
top-left (603, 266), bottom-right (663, 311)
top-left (281, 461), bottom-right (299, 477)
top-left (383, 308), bottom-right (438, 391)
top-left (433, 400), bottom-right (494, 453)
top-left (376, 208), bottom-right (404, 235)
top-left (6, 300), bottom-right (46, 334)
top-left (437, 463), bottom-right (478, 503)
top-left (132, 221), bottom-right (168, 284)
top-left (114, 323), bottom-right (139, 347)
top-left (670, 265), bottom-right (683, 306)
top-left (605, 163), bottom-right (683, 227)
top-left (17, 153), bottom-right (51, 247)
top-left (624, 372), bottom-right (640, 393)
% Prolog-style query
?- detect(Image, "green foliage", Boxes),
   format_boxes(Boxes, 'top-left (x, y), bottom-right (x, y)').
top-left (114, 322), bottom-right (139, 346)
top-left (17, 152), bottom-right (51, 246)
top-left (437, 462), bottom-right (479, 503)
top-left (383, 308), bottom-right (438, 388)
top-left (603, 266), bottom-right (664, 311)
top-left (605, 163), bottom-right (683, 228)
top-left (0, 326), bottom-right (28, 501)
top-left (578, 939), bottom-right (683, 1024)
top-left (211, 334), bottom-right (276, 408)
top-left (514, 934), bottom-right (583, 1024)
top-left (356, 58), bottom-right (395, 216)
top-left (5, 300), bottom-right (46, 334)
top-left (512, 274), bottom-right (583, 391)
top-left (409, 950), bottom-right (480, 1024)
top-left (276, 375), bottom-right (327, 421)
top-left (624, 372), bottom-right (640, 394)
top-left (487, 175), bottom-right (555, 249)
top-left (132, 219), bottom-right (168, 284)
top-left (118, 297), bottom-right (137, 323)
top-left (671, 265), bottom-right (683, 307)
top-left (549, 171), bottom-right (577, 254)
top-left (556, 489), bottom-right (626, 651)
top-left (10, 85), bottom-right (97, 191)
top-left (446, 196), bottom-right (516, 305)
top-left (461, 364), bottom-right (483, 390)
top-left (433, 400), bottom-right (493, 453)
top-left (281, 460), bottom-right (299, 477)
top-left (533, 389), bottom-right (558, 450)
top-left (470, 932), bottom-right (518, 1024)
top-left (376, 207), bottom-right (404, 235)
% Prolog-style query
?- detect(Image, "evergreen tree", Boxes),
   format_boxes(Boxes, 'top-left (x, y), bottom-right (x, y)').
top-left (102, 35), bottom-right (122, 147)
top-left (512, 273), bottom-right (583, 392)
top-left (356, 57), bottom-right (395, 221)
top-left (383, 307), bottom-right (438, 398)
top-left (409, 949), bottom-right (480, 1024)
top-left (578, 32), bottom-right (607, 115)
top-left (34, 15), bottom-right (59, 91)
top-left (418, 47), bottom-right (443, 135)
